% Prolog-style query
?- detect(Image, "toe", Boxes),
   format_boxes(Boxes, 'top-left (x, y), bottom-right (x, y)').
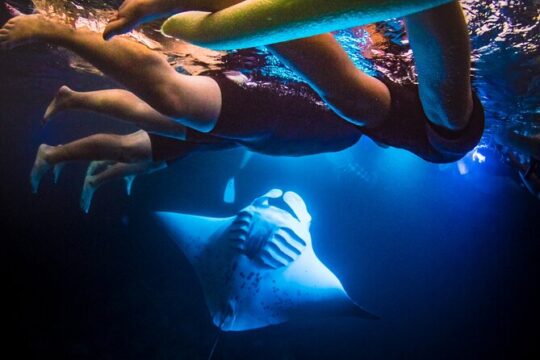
top-left (30, 172), bottom-right (39, 193)
top-left (80, 190), bottom-right (93, 214)
top-left (53, 163), bottom-right (65, 184)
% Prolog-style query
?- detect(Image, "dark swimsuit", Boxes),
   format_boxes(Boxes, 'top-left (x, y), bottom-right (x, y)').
top-left (149, 73), bottom-right (485, 164)
top-left (147, 132), bottom-right (237, 165)
top-left (149, 72), bottom-right (362, 162)
top-left (362, 77), bottom-right (485, 163)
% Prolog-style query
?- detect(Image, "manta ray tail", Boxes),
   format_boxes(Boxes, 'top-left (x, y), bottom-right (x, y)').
top-left (322, 297), bottom-right (380, 320)
top-left (207, 330), bottom-right (222, 360)
top-left (346, 302), bottom-right (380, 320)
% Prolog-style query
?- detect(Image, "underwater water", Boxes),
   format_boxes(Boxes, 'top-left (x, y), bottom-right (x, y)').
top-left (1, 0), bottom-right (539, 359)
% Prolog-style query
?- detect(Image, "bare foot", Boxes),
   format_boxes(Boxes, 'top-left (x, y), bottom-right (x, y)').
top-left (86, 160), bottom-right (114, 177)
top-left (43, 86), bottom-right (77, 124)
top-left (80, 161), bottom-right (115, 213)
top-left (53, 163), bottom-right (66, 184)
top-left (0, 14), bottom-right (60, 50)
top-left (30, 144), bottom-right (54, 193)
top-left (81, 175), bottom-right (98, 214)
top-left (124, 175), bottom-right (136, 196)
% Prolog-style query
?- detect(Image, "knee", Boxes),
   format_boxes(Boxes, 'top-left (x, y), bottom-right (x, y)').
top-left (151, 88), bottom-right (188, 120)
top-left (419, 86), bottom-right (473, 131)
top-left (118, 135), bottom-right (147, 163)
top-left (85, 174), bottom-right (100, 189)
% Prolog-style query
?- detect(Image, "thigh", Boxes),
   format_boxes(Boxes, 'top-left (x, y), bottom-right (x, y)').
top-left (268, 34), bottom-right (390, 128)
top-left (404, 0), bottom-right (473, 130)
top-left (123, 130), bottom-right (154, 161)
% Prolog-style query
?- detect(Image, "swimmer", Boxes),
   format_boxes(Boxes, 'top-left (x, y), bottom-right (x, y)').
top-left (495, 127), bottom-right (540, 199)
top-left (30, 66), bottom-right (365, 211)
top-left (1, 0), bottom-right (483, 164)
top-left (80, 160), bottom-right (165, 213)
top-left (495, 127), bottom-right (540, 160)
top-left (102, 0), bottom-right (453, 49)
top-left (31, 129), bottom-right (237, 212)
top-left (102, 0), bottom-right (484, 163)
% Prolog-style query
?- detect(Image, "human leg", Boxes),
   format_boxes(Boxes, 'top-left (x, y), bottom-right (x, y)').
top-left (267, 34), bottom-right (390, 128)
top-left (81, 160), bottom-right (167, 213)
top-left (30, 130), bottom-right (152, 193)
top-left (404, 0), bottom-right (473, 131)
top-left (45, 86), bottom-right (186, 139)
top-left (107, 0), bottom-right (389, 129)
top-left (0, 14), bottom-right (221, 132)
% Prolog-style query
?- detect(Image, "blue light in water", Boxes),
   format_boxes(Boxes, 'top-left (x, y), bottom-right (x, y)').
top-left (224, 177), bottom-right (236, 204)
top-left (471, 149), bottom-right (486, 164)
top-left (457, 160), bottom-right (469, 175)
top-left (239, 151), bottom-right (254, 169)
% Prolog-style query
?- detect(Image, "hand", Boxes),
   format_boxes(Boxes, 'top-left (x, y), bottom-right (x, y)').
top-left (104, 0), bottom-right (182, 40)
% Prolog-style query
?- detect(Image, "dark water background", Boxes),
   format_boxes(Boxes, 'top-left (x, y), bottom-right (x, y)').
top-left (1, 0), bottom-right (540, 359)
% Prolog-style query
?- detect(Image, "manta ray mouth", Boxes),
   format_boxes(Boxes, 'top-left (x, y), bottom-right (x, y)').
top-left (267, 196), bottom-right (300, 221)
top-left (228, 207), bottom-right (307, 269)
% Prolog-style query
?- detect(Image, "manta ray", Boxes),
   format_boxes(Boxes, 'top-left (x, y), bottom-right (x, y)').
top-left (156, 189), bottom-right (378, 331)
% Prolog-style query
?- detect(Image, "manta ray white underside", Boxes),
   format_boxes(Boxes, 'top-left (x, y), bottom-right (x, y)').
top-left (156, 189), bottom-right (377, 331)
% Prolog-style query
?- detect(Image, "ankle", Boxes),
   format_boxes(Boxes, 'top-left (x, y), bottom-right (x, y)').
top-left (85, 175), bottom-right (101, 189)
top-left (40, 144), bottom-right (58, 164)
top-left (62, 89), bottom-right (79, 108)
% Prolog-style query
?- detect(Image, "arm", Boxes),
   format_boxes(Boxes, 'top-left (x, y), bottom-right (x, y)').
top-left (161, 0), bottom-right (453, 50)
top-left (519, 172), bottom-right (540, 200)
top-left (506, 152), bottom-right (529, 173)
top-left (496, 129), bottom-right (540, 159)
top-left (103, 0), bottom-right (244, 39)
top-left (506, 152), bottom-right (540, 199)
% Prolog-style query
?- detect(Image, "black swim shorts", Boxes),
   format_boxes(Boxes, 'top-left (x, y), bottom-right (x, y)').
top-left (205, 72), bottom-right (362, 157)
top-left (148, 132), bottom-right (237, 165)
top-left (361, 78), bottom-right (485, 164)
